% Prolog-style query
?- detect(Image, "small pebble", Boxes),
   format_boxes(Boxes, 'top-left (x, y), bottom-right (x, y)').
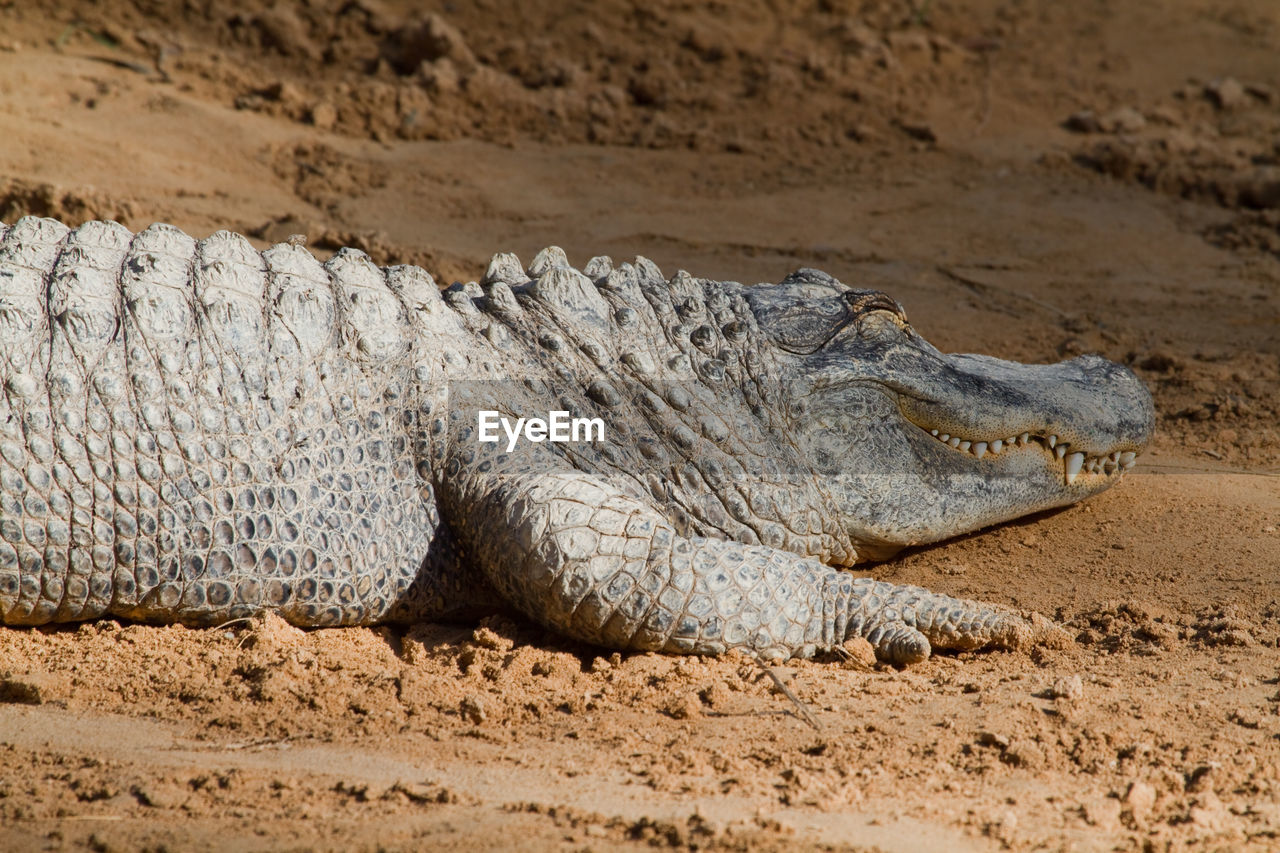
top-left (1205, 77), bottom-right (1247, 110)
top-left (1064, 110), bottom-right (1100, 133)
top-left (664, 692), bottom-right (702, 720)
top-left (310, 101), bottom-right (337, 130)
top-left (1100, 106), bottom-right (1146, 133)
top-left (1230, 707), bottom-right (1262, 729)
top-left (1125, 780), bottom-right (1156, 822)
top-left (1051, 674), bottom-right (1085, 701)
top-left (977, 731), bottom-right (1010, 749)
top-left (460, 695), bottom-right (488, 724)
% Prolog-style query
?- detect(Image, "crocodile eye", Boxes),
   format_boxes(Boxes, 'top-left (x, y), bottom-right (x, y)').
top-left (747, 278), bottom-right (910, 354)
top-left (855, 309), bottom-right (908, 338)
top-left (843, 291), bottom-right (908, 327)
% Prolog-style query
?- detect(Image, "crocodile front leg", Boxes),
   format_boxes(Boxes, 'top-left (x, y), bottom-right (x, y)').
top-left (443, 462), bottom-right (1047, 664)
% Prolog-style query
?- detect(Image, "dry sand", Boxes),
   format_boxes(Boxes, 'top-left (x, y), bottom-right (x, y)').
top-left (0, 1), bottom-right (1278, 850)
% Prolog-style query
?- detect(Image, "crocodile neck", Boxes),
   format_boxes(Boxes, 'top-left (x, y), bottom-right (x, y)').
top-left (421, 257), bottom-right (857, 566)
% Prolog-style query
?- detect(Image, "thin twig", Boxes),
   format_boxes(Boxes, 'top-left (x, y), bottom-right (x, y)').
top-left (214, 738), bottom-right (294, 752)
top-left (60, 815), bottom-right (127, 821)
top-left (755, 659), bottom-right (822, 732)
top-left (208, 617), bottom-right (254, 647)
top-left (1138, 462), bottom-right (1279, 477)
top-left (83, 55), bottom-right (156, 76)
top-left (975, 49), bottom-right (993, 134)
top-left (210, 617), bottom-right (253, 632)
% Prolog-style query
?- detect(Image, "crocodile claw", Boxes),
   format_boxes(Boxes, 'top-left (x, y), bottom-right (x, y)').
top-left (844, 577), bottom-right (1068, 665)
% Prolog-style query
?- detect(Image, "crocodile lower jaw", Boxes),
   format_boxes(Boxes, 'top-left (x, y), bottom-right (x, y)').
top-left (920, 427), bottom-right (1137, 485)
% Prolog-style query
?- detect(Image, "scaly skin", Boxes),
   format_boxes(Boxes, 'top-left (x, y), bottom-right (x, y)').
top-left (0, 218), bottom-right (1153, 662)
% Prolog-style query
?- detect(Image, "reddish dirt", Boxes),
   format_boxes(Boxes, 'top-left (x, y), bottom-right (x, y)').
top-left (1, 1), bottom-right (1278, 850)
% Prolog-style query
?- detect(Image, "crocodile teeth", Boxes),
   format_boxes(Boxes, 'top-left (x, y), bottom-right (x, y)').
top-left (922, 427), bottom-right (1138, 478)
top-left (1064, 452), bottom-right (1084, 484)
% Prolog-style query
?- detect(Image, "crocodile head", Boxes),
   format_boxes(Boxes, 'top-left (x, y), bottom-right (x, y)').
top-left (745, 270), bottom-right (1155, 560)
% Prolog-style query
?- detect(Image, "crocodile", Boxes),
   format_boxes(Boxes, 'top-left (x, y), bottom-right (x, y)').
top-left (0, 217), bottom-right (1154, 663)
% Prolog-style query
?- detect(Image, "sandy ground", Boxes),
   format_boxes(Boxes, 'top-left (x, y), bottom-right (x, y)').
top-left (0, 1), bottom-right (1278, 850)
